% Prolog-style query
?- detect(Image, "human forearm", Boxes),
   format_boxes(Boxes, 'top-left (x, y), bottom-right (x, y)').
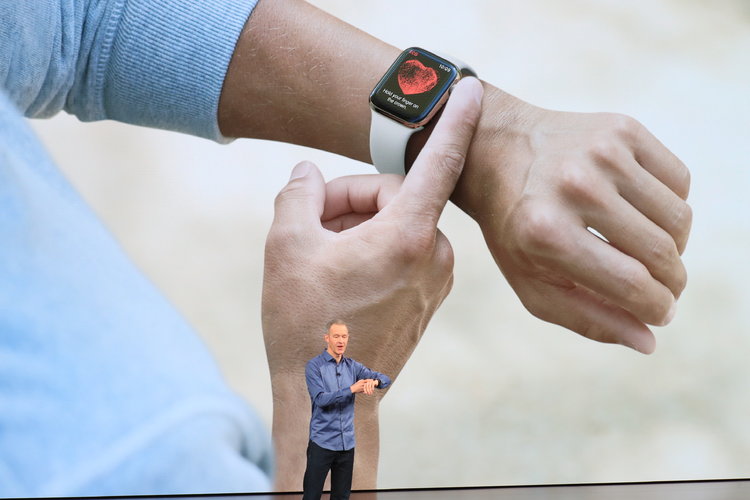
top-left (353, 397), bottom-right (381, 489)
top-left (216, 0), bottom-right (526, 227)
top-left (219, 0), bottom-right (396, 162)
top-left (268, 373), bottom-right (312, 491)
top-left (227, 0), bottom-right (691, 351)
top-left (217, 0), bottom-right (518, 242)
top-left (311, 386), bottom-right (350, 407)
top-left (357, 366), bottom-right (392, 391)
top-left (218, 0), bottom-right (523, 180)
top-left (261, 79), bottom-right (482, 489)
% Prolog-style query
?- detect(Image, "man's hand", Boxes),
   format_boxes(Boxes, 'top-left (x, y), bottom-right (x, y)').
top-left (450, 88), bottom-right (691, 354)
top-left (262, 77), bottom-right (483, 490)
top-left (350, 379), bottom-right (377, 395)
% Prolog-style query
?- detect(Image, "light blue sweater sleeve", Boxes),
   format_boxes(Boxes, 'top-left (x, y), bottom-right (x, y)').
top-left (0, 0), bottom-right (274, 497)
top-left (1, 0), bottom-right (256, 140)
top-left (0, 97), bottom-right (274, 495)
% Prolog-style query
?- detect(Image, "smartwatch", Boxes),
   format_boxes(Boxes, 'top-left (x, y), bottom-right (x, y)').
top-left (368, 47), bottom-right (476, 175)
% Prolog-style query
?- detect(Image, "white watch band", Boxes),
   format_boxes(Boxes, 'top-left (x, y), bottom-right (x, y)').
top-left (369, 110), bottom-right (422, 175)
top-left (369, 50), bottom-right (475, 176)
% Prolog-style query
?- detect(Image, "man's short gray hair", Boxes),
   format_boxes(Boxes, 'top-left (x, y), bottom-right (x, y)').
top-left (325, 319), bottom-right (347, 332)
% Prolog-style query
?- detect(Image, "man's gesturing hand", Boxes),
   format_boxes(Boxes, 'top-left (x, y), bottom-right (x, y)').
top-left (350, 379), bottom-right (377, 395)
top-left (262, 77), bottom-right (483, 489)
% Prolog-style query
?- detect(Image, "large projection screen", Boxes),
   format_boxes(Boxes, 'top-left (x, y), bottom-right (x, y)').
top-left (29, 0), bottom-right (750, 491)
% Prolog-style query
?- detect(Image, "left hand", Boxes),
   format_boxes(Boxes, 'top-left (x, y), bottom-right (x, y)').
top-left (451, 85), bottom-right (691, 353)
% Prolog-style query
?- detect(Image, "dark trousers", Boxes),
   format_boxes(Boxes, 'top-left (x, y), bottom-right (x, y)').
top-left (302, 439), bottom-right (355, 500)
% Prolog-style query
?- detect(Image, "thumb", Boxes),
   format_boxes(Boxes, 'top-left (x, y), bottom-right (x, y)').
top-left (272, 161), bottom-right (326, 232)
top-left (389, 76), bottom-right (484, 225)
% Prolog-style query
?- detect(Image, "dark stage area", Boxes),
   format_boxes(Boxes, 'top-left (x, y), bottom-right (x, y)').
top-left (51, 479), bottom-right (750, 500)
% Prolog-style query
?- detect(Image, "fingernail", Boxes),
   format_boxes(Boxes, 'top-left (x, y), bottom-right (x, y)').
top-left (290, 161), bottom-right (313, 181)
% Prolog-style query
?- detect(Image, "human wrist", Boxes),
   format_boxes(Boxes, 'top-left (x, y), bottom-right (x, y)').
top-left (368, 47), bottom-right (477, 175)
top-left (352, 397), bottom-right (382, 489)
top-left (269, 367), bottom-right (305, 396)
top-left (268, 370), bottom-right (309, 490)
top-left (269, 371), bottom-right (308, 430)
top-left (450, 84), bottom-right (540, 222)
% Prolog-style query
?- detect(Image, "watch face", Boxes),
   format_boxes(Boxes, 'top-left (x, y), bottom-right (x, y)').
top-left (369, 48), bottom-right (459, 127)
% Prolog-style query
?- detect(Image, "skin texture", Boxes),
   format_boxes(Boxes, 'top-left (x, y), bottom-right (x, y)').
top-left (456, 105), bottom-right (690, 354)
top-left (220, 0), bottom-right (691, 353)
top-left (222, 0), bottom-right (692, 490)
top-left (262, 77), bottom-right (484, 490)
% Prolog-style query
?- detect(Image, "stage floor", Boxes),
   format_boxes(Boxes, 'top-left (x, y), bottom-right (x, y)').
top-left (338, 480), bottom-right (750, 499)
top-left (65, 479), bottom-right (749, 500)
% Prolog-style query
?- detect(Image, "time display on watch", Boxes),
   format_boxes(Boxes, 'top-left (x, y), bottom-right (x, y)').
top-left (369, 47), bottom-right (459, 127)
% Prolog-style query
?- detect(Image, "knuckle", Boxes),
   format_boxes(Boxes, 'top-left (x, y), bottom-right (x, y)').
top-left (558, 164), bottom-right (603, 207)
top-left (273, 180), bottom-right (306, 211)
top-left (650, 300), bottom-right (674, 325)
top-left (421, 145), bottom-right (467, 179)
top-left (606, 113), bottom-right (643, 142)
top-left (619, 262), bottom-right (672, 322)
top-left (434, 238), bottom-right (455, 276)
top-left (514, 200), bottom-right (569, 257)
top-left (418, 236), bottom-right (455, 285)
top-left (648, 233), bottom-right (678, 269)
top-left (646, 233), bottom-right (685, 294)
top-left (620, 263), bottom-right (650, 301)
top-left (673, 263), bottom-right (688, 297)
top-left (398, 223), bottom-right (437, 262)
top-left (673, 200), bottom-right (693, 233)
top-left (670, 200), bottom-right (693, 254)
top-left (586, 137), bottom-right (622, 166)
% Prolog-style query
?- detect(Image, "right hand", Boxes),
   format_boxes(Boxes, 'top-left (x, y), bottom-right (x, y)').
top-left (262, 77), bottom-right (484, 384)
top-left (350, 379), bottom-right (376, 395)
top-left (262, 77), bottom-right (483, 489)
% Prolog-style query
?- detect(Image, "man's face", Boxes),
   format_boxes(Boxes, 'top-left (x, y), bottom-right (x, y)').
top-left (325, 323), bottom-right (349, 357)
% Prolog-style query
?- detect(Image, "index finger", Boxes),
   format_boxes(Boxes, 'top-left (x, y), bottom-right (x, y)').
top-left (388, 77), bottom-right (484, 224)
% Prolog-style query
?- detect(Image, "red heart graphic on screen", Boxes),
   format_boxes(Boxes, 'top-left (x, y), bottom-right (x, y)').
top-left (397, 59), bottom-right (438, 95)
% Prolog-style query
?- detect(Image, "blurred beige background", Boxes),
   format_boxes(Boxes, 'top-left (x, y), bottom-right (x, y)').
top-left (31, 0), bottom-right (750, 489)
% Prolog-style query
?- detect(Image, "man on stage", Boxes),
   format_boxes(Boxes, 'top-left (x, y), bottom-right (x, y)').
top-left (303, 320), bottom-right (392, 500)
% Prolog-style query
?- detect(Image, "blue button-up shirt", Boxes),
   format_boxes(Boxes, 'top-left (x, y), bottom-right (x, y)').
top-left (306, 350), bottom-right (391, 451)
